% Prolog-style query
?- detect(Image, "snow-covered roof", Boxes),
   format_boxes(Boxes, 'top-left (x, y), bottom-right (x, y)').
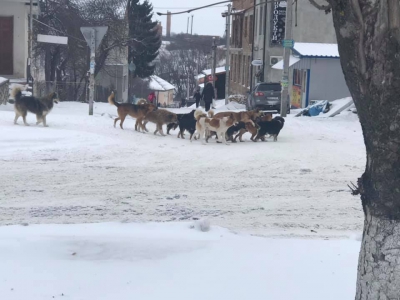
top-left (147, 75), bottom-right (175, 91)
top-left (271, 56), bottom-right (301, 70)
top-left (0, 77), bottom-right (8, 85)
top-left (293, 43), bottom-right (339, 58)
top-left (201, 66), bottom-right (227, 76)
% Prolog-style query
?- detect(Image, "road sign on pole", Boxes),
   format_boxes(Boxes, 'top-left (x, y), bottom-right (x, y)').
top-left (80, 26), bottom-right (108, 116)
top-left (282, 39), bottom-right (295, 49)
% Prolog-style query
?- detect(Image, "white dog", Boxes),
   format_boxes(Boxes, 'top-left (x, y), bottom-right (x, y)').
top-left (193, 109), bottom-right (235, 145)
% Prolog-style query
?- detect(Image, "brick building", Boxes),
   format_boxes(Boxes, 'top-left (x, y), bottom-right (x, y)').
top-left (229, 0), bottom-right (254, 95)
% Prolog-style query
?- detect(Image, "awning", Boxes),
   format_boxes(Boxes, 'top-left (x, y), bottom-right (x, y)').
top-left (271, 56), bottom-right (301, 70)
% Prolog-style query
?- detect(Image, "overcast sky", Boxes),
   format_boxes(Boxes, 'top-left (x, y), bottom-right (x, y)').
top-left (150, 0), bottom-right (227, 36)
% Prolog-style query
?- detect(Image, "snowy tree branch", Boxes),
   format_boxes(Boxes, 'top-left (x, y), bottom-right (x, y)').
top-left (308, 0), bottom-right (331, 14)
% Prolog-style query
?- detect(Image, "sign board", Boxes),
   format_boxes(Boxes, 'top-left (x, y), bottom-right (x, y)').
top-left (251, 59), bottom-right (263, 66)
top-left (37, 34), bottom-right (68, 45)
top-left (281, 81), bottom-right (289, 88)
top-left (270, 1), bottom-right (287, 46)
top-left (282, 39), bottom-right (295, 48)
top-left (80, 26), bottom-right (108, 50)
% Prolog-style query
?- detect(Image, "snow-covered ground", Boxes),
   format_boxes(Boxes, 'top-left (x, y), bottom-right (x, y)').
top-left (0, 101), bottom-right (365, 238)
top-left (0, 100), bottom-right (366, 299)
top-left (0, 222), bottom-right (360, 300)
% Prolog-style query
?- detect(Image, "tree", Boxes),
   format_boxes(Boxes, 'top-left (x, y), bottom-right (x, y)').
top-left (310, 1), bottom-right (400, 298)
top-left (127, 0), bottom-right (161, 78)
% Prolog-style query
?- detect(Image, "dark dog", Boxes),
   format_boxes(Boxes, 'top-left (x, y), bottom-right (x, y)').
top-left (167, 110), bottom-right (197, 140)
top-left (12, 86), bottom-right (59, 127)
top-left (206, 122), bottom-right (245, 143)
top-left (254, 116), bottom-right (285, 142)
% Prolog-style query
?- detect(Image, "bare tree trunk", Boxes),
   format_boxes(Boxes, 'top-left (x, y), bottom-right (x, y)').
top-left (326, 0), bottom-right (400, 299)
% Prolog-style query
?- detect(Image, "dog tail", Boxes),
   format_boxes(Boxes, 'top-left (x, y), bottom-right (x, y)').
top-left (11, 86), bottom-right (23, 101)
top-left (194, 109), bottom-right (205, 121)
top-left (207, 110), bottom-right (215, 118)
top-left (108, 91), bottom-right (119, 107)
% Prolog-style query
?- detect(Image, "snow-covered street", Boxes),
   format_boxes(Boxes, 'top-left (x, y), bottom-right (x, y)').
top-left (0, 101), bottom-right (365, 238)
top-left (0, 222), bottom-right (360, 300)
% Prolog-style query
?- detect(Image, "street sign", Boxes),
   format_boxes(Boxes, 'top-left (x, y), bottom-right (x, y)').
top-left (80, 26), bottom-right (108, 50)
top-left (251, 59), bottom-right (263, 66)
top-left (282, 39), bottom-right (295, 48)
top-left (281, 80), bottom-right (289, 88)
top-left (37, 34), bottom-right (68, 45)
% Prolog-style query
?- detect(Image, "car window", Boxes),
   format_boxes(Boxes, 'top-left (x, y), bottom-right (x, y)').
top-left (257, 84), bottom-right (281, 92)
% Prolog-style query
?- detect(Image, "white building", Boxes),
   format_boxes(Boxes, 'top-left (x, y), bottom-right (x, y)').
top-left (0, 0), bottom-right (40, 79)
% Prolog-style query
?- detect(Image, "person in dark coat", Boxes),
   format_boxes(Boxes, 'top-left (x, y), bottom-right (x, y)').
top-left (201, 82), bottom-right (214, 112)
top-left (194, 87), bottom-right (202, 108)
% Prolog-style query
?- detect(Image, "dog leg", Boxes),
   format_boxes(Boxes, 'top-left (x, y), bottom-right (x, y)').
top-left (119, 115), bottom-right (126, 130)
top-left (221, 131), bottom-right (230, 145)
top-left (14, 114), bottom-right (20, 125)
top-left (159, 124), bottom-right (166, 136)
top-left (22, 114), bottom-right (30, 126)
top-left (42, 116), bottom-right (48, 127)
top-left (114, 117), bottom-right (120, 128)
top-left (273, 135), bottom-right (278, 142)
top-left (36, 115), bottom-right (43, 125)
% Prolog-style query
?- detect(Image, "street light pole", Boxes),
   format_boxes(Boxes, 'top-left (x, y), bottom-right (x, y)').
top-left (224, 4), bottom-right (232, 104)
top-left (280, 0), bottom-right (293, 117)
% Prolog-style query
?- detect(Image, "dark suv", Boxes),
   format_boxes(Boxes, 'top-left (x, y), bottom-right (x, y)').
top-left (247, 82), bottom-right (290, 114)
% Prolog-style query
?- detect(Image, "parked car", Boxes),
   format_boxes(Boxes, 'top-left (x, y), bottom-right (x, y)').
top-left (246, 82), bottom-right (290, 114)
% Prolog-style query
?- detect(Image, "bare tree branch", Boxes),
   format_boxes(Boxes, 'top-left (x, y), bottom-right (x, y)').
top-left (308, 0), bottom-right (331, 14)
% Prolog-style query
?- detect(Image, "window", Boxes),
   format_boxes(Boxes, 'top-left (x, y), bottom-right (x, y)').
top-left (293, 69), bottom-right (302, 86)
top-left (123, 75), bottom-right (127, 91)
top-left (249, 14), bottom-right (254, 43)
top-left (244, 16), bottom-right (248, 37)
top-left (259, 6), bottom-right (263, 35)
top-left (258, 83), bottom-right (282, 91)
top-left (238, 55), bottom-right (242, 83)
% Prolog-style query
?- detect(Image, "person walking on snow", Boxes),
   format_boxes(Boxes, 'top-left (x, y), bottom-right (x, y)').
top-left (201, 82), bottom-right (214, 112)
top-left (194, 87), bottom-right (201, 108)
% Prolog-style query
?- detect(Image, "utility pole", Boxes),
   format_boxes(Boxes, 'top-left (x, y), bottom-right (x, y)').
top-left (211, 37), bottom-right (217, 101)
top-left (280, 0), bottom-right (293, 117)
top-left (224, 4), bottom-right (231, 104)
top-left (80, 26), bottom-right (108, 115)
top-left (28, 0), bottom-right (33, 93)
top-left (187, 17), bottom-right (189, 34)
top-left (88, 28), bottom-right (96, 115)
top-left (191, 15), bottom-right (194, 35)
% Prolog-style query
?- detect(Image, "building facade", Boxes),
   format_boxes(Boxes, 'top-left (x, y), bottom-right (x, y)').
top-left (229, 0), bottom-right (253, 95)
top-left (0, 0), bottom-right (39, 79)
top-left (230, 0), bottom-right (338, 97)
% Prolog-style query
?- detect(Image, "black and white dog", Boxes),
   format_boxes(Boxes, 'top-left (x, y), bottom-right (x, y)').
top-left (167, 110), bottom-right (197, 140)
top-left (254, 116), bottom-right (285, 142)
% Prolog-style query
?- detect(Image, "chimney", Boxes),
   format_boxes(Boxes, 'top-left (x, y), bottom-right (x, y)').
top-left (166, 11), bottom-right (171, 37)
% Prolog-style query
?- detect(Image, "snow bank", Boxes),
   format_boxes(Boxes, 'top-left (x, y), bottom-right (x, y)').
top-left (0, 222), bottom-right (360, 300)
top-left (0, 77), bottom-right (7, 85)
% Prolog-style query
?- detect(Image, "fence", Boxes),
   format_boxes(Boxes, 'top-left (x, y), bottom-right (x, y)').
top-left (0, 79), bottom-right (9, 105)
top-left (34, 81), bottom-right (112, 103)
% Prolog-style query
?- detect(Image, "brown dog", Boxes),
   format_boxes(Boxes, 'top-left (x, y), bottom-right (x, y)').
top-left (210, 109), bottom-right (262, 125)
top-left (108, 92), bottom-right (156, 130)
top-left (142, 109), bottom-right (178, 136)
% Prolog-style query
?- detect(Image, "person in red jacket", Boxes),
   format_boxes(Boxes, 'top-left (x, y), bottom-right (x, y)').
top-left (148, 92), bottom-right (156, 104)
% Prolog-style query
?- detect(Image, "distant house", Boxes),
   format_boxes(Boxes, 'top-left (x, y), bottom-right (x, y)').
top-left (272, 43), bottom-right (350, 108)
top-left (130, 75), bottom-right (175, 106)
top-left (0, 0), bottom-right (40, 80)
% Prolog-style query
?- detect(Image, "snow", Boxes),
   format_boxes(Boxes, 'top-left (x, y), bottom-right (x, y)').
top-left (201, 66), bottom-right (226, 76)
top-left (0, 76), bottom-right (8, 85)
top-left (0, 101), bottom-right (365, 237)
top-left (271, 55), bottom-right (301, 69)
top-left (0, 222), bottom-right (360, 300)
top-left (293, 43), bottom-right (339, 58)
top-left (0, 100), bottom-right (366, 299)
top-left (317, 97), bottom-right (354, 118)
top-left (147, 75), bottom-right (175, 91)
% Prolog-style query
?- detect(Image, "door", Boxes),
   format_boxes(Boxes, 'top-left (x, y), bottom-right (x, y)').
top-left (0, 17), bottom-right (13, 75)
